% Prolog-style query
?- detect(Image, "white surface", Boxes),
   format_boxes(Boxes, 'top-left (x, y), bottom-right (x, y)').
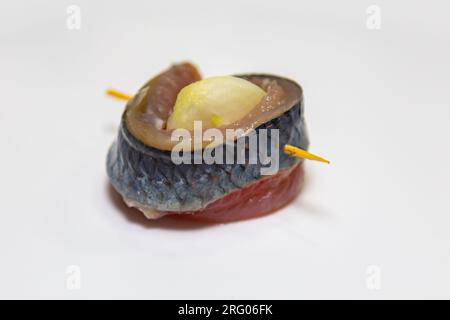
top-left (1, 0), bottom-right (450, 299)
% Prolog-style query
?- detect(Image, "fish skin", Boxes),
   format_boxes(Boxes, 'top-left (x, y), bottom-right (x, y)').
top-left (106, 82), bottom-right (309, 213)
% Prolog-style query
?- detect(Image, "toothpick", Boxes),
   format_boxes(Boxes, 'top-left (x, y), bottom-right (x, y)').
top-left (284, 144), bottom-right (330, 164)
top-left (105, 88), bottom-right (330, 164)
top-left (106, 89), bottom-right (132, 101)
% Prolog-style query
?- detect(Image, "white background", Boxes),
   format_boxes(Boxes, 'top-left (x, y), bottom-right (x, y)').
top-left (1, 0), bottom-right (449, 299)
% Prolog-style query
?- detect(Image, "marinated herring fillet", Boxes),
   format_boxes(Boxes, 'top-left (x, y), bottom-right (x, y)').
top-left (107, 62), bottom-right (309, 222)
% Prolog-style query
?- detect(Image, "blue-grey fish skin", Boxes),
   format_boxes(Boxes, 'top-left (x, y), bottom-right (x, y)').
top-left (107, 97), bottom-right (309, 212)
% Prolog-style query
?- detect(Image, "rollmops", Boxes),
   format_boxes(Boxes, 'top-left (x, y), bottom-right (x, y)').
top-left (106, 62), bottom-right (321, 222)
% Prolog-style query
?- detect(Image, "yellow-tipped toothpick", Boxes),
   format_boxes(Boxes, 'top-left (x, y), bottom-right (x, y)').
top-left (106, 88), bottom-right (132, 101)
top-left (105, 88), bottom-right (330, 164)
top-left (284, 144), bottom-right (330, 164)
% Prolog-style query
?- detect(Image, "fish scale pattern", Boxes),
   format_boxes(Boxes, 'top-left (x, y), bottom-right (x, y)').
top-left (107, 92), bottom-right (308, 212)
